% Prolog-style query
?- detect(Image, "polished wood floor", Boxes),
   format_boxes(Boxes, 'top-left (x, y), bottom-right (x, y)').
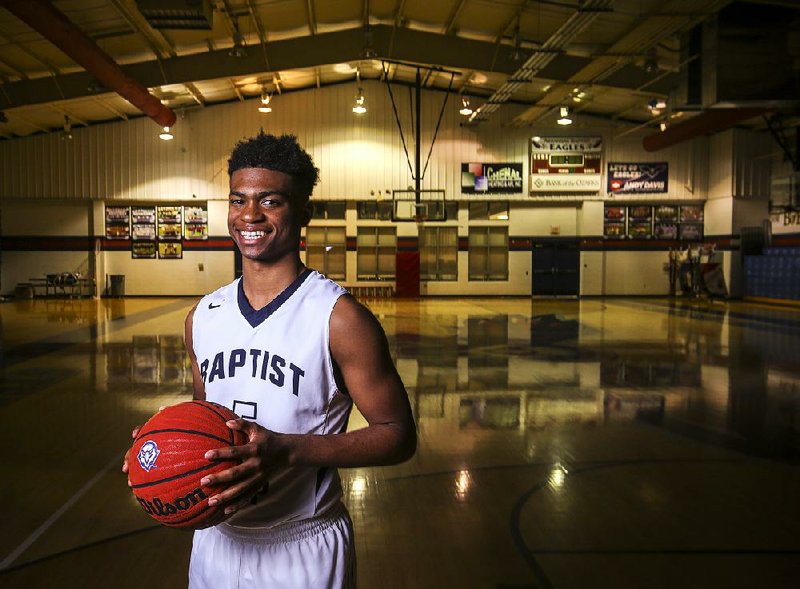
top-left (1, 296), bottom-right (799, 588)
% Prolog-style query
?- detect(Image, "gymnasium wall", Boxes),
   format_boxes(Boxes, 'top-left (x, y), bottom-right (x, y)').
top-left (0, 82), bottom-right (776, 297)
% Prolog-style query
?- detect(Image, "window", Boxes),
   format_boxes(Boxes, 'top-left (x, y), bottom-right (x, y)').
top-left (419, 227), bottom-right (458, 281)
top-left (468, 201), bottom-right (509, 221)
top-left (305, 227), bottom-right (346, 280)
top-left (357, 201), bottom-right (393, 220)
top-left (469, 227), bottom-right (508, 281)
top-left (357, 227), bottom-right (396, 280)
top-left (425, 201), bottom-right (459, 221)
top-left (311, 201), bottom-right (346, 220)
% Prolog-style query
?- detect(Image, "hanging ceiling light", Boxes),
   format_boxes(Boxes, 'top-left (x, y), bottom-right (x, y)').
top-left (159, 126), bottom-right (174, 140)
top-left (60, 115), bottom-right (73, 140)
top-left (353, 88), bottom-right (366, 114)
top-left (352, 68), bottom-right (366, 114)
top-left (258, 90), bottom-right (272, 113)
top-left (557, 106), bottom-right (572, 125)
top-left (459, 97), bottom-right (473, 116)
top-left (648, 98), bottom-right (667, 116)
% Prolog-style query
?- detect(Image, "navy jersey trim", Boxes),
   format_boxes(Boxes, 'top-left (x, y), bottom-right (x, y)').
top-left (237, 268), bottom-right (313, 328)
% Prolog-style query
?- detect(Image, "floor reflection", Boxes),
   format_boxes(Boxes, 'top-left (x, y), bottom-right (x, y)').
top-left (380, 298), bottom-right (800, 463)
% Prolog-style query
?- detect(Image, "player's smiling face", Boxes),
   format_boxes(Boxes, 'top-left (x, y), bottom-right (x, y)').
top-left (228, 167), bottom-right (309, 263)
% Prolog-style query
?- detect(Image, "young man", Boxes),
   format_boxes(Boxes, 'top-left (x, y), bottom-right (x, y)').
top-left (183, 132), bottom-right (415, 588)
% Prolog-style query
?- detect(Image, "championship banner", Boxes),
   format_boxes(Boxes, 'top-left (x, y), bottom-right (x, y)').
top-left (607, 162), bottom-right (668, 194)
top-left (461, 163), bottom-right (523, 194)
top-left (530, 136), bottom-right (602, 193)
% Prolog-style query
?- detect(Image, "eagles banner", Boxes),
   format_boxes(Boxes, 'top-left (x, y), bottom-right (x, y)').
top-left (607, 162), bottom-right (669, 194)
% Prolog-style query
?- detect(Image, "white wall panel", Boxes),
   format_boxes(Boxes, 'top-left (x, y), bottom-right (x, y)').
top-left (603, 251), bottom-right (670, 295)
top-left (708, 130), bottom-right (734, 200)
top-left (1, 82), bottom-right (710, 205)
top-left (605, 136), bottom-right (708, 202)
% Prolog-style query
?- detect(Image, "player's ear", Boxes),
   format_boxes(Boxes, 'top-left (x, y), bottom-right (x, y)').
top-left (300, 201), bottom-right (312, 227)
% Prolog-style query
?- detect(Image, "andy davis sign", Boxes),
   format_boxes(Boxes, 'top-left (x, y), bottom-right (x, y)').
top-left (607, 162), bottom-right (669, 194)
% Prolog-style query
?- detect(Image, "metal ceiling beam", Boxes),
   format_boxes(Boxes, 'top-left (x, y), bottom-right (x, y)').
top-left (388, 0), bottom-right (407, 57)
top-left (0, 24), bottom-right (678, 111)
top-left (306, 0), bottom-right (318, 36)
top-left (473, 0), bottom-right (612, 122)
top-left (48, 103), bottom-right (87, 126)
top-left (0, 56), bottom-right (27, 80)
top-left (109, 0), bottom-right (173, 59)
top-left (93, 97), bottom-right (128, 120)
top-left (444, 0), bottom-right (468, 35)
top-left (509, 0), bottom-right (734, 127)
top-left (0, 0), bottom-right (176, 127)
top-left (229, 79), bottom-right (244, 101)
top-left (643, 108), bottom-right (767, 151)
top-left (245, 0), bottom-right (271, 71)
top-left (0, 29), bottom-right (62, 75)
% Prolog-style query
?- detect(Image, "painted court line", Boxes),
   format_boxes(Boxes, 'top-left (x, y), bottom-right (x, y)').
top-left (0, 450), bottom-right (125, 571)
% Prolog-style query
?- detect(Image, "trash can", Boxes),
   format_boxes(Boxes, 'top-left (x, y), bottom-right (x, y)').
top-left (109, 274), bottom-right (125, 297)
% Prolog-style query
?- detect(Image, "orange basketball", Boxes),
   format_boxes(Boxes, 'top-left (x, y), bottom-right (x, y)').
top-left (128, 401), bottom-right (247, 529)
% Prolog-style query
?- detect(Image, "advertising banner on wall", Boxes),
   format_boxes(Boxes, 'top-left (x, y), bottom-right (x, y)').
top-left (461, 163), bottom-right (523, 194)
top-left (607, 162), bottom-right (668, 194)
top-left (530, 136), bottom-right (602, 193)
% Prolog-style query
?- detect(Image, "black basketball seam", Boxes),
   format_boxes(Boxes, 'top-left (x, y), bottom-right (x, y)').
top-left (130, 461), bottom-right (226, 489)
top-left (192, 400), bottom-right (237, 446)
top-left (134, 427), bottom-right (232, 446)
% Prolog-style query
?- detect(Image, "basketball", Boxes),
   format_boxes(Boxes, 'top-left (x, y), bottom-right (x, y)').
top-left (127, 401), bottom-right (247, 529)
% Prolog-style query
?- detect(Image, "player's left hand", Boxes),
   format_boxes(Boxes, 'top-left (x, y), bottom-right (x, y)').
top-left (200, 418), bottom-right (287, 515)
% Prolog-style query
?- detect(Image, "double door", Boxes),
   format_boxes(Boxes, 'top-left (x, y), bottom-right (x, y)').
top-left (532, 241), bottom-right (580, 297)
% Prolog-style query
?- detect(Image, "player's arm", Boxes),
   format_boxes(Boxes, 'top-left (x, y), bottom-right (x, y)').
top-left (184, 303), bottom-right (206, 401)
top-left (202, 295), bottom-right (416, 511)
top-left (282, 294), bottom-right (416, 467)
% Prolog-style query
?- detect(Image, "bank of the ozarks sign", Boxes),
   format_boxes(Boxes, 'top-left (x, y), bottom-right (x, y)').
top-left (530, 136), bottom-right (603, 194)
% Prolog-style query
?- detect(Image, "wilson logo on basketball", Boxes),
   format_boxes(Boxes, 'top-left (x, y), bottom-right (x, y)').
top-left (136, 487), bottom-right (209, 517)
top-left (137, 440), bottom-right (160, 472)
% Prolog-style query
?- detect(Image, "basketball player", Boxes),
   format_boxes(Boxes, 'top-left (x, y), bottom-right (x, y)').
top-left (125, 132), bottom-right (416, 588)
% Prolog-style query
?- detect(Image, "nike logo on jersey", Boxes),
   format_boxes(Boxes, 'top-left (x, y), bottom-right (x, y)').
top-left (208, 302), bottom-right (221, 309)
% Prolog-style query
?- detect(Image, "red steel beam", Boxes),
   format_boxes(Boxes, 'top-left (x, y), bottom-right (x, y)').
top-left (1, 0), bottom-right (176, 128)
top-left (643, 108), bottom-right (766, 152)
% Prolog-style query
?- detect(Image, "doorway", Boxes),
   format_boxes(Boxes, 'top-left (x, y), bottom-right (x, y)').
top-left (531, 240), bottom-right (580, 297)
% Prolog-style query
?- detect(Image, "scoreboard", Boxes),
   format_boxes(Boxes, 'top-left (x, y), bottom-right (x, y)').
top-left (530, 136), bottom-right (603, 193)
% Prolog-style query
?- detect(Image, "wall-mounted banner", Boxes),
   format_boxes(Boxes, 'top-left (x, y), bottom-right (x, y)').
top-left (607, 162), bottom-right (668, 194)
top-left (530, 136), bottom-right (602, 193)
top-left (461, 163), bottom-right (523, 194)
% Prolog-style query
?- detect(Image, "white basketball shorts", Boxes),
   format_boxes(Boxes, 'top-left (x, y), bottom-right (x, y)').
top-left (189, 502), bottom-right (355, 589)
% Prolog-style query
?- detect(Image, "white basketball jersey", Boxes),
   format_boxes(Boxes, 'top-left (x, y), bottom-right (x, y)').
top-left (192, 269), bottom-right (351, 529)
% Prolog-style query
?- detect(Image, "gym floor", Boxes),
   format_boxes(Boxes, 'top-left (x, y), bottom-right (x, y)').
top-left (1, 295), bottom-right (798, 588)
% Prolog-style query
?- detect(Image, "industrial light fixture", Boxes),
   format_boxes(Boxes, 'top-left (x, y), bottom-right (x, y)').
top-left (459, 97), bottom-right (473, 116)
top-left (60, 115), bottom-right (73, 140)
top-left (353, 88), bottom-right (366, 114)
top-left (557, 106), bottom-right (572, 126)
top-left (643, 48), bottom-right (658, 73)
top-left (648, 98), bottom-right (667, 116)
top-left (352, 69), bottom-right (367, 114)
top-left (258, 90), bottom-right (272, 113)
top-left (159, 126), bottom-right (174, 140)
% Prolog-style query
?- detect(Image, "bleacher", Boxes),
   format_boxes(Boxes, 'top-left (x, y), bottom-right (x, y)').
top-left (744, 247), bottom-right (800, 301)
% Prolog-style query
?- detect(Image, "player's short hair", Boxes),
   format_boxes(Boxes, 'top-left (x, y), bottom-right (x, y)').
top-left (227, 131), bottom-right (319, 204)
